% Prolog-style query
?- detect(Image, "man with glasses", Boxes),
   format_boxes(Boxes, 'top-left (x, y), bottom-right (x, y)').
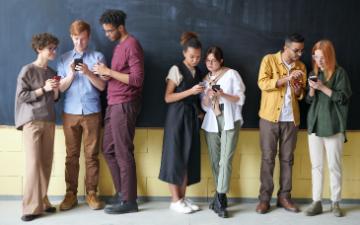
top-left (93, 9), bottom-right (144, 214)
top-left (256, 33), bottom-right (307, 214)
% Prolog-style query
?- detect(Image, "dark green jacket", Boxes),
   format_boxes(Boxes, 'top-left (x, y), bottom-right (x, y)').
top-left (306, 66), bottom-right (352, 141)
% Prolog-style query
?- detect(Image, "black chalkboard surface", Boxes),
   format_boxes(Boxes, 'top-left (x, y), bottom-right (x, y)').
top-left (1, 0), bottom-right (359, 128)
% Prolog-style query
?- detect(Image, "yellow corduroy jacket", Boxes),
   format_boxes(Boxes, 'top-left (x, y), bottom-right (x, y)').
top-left (257, 51), bottom-right (307, 126)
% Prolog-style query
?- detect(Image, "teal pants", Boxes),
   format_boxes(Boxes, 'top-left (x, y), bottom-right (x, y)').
top-left (205, 115), bottom-right (240, 193)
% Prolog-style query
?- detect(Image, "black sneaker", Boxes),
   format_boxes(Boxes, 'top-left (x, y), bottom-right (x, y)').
top-left (104, 201), bottom-right (138, 214)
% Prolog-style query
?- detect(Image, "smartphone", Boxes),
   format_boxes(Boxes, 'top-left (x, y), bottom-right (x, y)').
top-left (198, 81), bottom-right (206, 87)
top-left (212, 84), bottom-right (220, 91)
top-left (53, 75), bottom-right (61, 81)
top-left (308, 75), bottom-right (318, 82)
top-left (74, 58), bottom-right (83, 71)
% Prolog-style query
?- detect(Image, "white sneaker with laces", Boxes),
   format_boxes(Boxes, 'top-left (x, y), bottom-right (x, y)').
top-left (170, 199), bottom-right (193, 214)
top-left (184, 198), bottom-right (200, 211)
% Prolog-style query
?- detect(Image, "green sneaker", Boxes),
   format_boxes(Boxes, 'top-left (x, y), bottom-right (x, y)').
top-left (331, 202), bottom-right (344, 217)
top-left (305, 201), bottom-right (323, 216)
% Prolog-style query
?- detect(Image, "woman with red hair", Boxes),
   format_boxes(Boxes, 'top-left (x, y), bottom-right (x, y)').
top-left (305, 40), bottom-right (352, 217)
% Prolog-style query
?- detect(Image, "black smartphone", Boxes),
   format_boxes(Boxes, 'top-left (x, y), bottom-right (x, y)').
top-left (212, 84), bottom-right (220, 91)
top-left (308, 75), bottom-right (318, 82)
top-left (74, 58), bottom-right (83, 71)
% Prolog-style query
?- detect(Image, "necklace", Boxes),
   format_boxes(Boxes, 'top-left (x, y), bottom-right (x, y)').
top-left (209, 67), bottom-right (223, 80)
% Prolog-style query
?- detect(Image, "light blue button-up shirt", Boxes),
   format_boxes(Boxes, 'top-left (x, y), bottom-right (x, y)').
top-left (57, 49), bottom-right (106, 115)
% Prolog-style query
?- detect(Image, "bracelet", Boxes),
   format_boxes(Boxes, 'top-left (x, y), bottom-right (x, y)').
top-left (41, 87), bottom-right (46, 94)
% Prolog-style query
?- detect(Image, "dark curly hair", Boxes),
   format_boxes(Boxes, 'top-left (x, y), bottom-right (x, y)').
top-left (31, 33), bottom-right (59, 53)
top-left (99, 9), bottom-right (127, 27)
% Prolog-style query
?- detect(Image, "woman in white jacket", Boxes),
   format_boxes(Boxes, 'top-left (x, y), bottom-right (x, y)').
top-left (201, 46), bottom-right (246, 218)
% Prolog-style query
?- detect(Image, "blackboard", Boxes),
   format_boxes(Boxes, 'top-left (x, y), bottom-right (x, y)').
top-left (1, 0), bottom-right (360, 128)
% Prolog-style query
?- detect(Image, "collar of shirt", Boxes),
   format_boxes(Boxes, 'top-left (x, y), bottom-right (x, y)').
top-left (72, 49), bottom-right (87, 59)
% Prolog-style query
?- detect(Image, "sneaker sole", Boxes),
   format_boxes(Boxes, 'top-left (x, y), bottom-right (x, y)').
top-left (104, 208), bottom-right (139, 214)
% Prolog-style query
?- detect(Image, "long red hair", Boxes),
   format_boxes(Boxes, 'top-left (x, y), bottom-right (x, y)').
top-left (312, 40), bottom-right (337, 80)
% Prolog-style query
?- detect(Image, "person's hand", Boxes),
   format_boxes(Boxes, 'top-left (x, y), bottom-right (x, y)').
top-left (99, 74), bottom-right (111, 81)
top-left (93, 63), bottom-right (110, 77)
top-left (190, 84), bottom-right (205, 95)
top-left (78, 63), bottom-right (91, 76)
top-left (68, 63), bottom-right (76, 77)
top-left (213, 88), bottom-right (224, 97)
top-left (308, 79), bottom-right (324, 90)
top-left (43, 79), bottom-right (55, 92)
top-left (288, 70), bottom-right (303, 81)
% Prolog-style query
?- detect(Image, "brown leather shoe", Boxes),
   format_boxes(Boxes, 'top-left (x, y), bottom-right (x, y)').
top-left (59, 191), bottom-right (78, 211)
top-left (86, 191), bottom-right (105, 210)
top-left (256, 201), bottom-right (270, 214)
top-left (277, 197), bottom-right (300, 213)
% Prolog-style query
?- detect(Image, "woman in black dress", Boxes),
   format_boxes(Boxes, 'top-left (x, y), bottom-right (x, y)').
top-left (159, 32), bottom-right (204, 214)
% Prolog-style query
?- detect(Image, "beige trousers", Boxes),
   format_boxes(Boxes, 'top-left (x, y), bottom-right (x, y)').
top-left (22, 121), bottom-right (55, 215)
top-left (308, 133), bottom-right (344, 202)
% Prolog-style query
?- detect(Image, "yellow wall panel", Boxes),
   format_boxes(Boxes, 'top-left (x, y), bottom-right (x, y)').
top-left (1, 127), bottom-right (360, 200)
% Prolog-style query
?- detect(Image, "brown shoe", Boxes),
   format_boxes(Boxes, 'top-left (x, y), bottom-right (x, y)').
top-left (277, 197), bottom-right (300, 213)
top-left (86, 191), bottom-right (105, 210)
top-left (256, 201), bottom-right (270, 214)
top-left (59, 192), bottom-right (78, 211)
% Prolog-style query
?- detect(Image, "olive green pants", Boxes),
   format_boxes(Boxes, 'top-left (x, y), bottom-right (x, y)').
top-left (205, 115), bottom-right (240, 193)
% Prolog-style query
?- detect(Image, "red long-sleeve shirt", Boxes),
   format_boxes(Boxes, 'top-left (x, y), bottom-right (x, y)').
top-left (107, 35), bottom-right (144, 105)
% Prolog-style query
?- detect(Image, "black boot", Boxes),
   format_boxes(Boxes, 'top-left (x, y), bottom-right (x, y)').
top-left (209, 192), bottom-right (216, 210)
top-left (213, 193), bottom-right (228, 218)
top-left (106, 192), bottom-right (122, 205)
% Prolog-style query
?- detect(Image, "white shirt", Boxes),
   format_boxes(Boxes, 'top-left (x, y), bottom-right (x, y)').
top-left (279, 61), bottom-right (294, 122)
top-left (201, 69), bottom-right (246, 132)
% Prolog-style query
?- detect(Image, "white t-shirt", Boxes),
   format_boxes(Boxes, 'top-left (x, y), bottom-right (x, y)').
top-left (201, 69), bottom-right (246, 132)
top-left (166, 65), bottom-right (195, 86)
top-left (279, 61), bottom-right (294, 122)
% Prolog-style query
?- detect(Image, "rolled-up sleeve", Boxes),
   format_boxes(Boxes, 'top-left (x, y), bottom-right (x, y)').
top-left (232, 70), bottom-right (246, 106)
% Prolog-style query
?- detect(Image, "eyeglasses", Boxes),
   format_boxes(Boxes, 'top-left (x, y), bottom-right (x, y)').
top-left (46, 46), bottom-right (57, 52)
top-left (289, 47), bottom-right (304, 56)
top-left (104, 28), bottom-right (116, 34)
top-left (312, 55), bottom-right (325, 61)
top-left (206, 59), bottom-right (219, 64)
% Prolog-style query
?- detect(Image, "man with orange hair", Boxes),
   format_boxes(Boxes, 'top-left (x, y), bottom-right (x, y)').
top-left (57, 20), bottom-right (106, 211)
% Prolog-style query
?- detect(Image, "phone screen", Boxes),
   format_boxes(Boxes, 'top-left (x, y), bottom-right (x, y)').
top-left (74, 58), bottom-right (83, 71)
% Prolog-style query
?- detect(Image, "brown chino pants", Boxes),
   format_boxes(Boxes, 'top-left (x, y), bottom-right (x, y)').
top-left (22, 121), bottom-right (55, 215)
top-left (62, 113), bottom-right (102, 194)
top-left (259, 118), bottom-right (299, 202)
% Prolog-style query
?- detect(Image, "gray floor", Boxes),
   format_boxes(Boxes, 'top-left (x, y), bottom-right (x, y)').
top-left (1, 200), bottom-right (360, 225)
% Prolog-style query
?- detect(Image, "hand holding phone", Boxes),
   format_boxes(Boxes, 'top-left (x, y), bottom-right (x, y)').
top-left (52, 75), bottom-right (61, 81)
top-left (74, 58), bottom-right (83, 71)
top-left (212, 84), bottom-right (220, 91)
top-left (308, 75), bottom-right (318, 82)
top-left (198, 81), bottom-right (206, 87)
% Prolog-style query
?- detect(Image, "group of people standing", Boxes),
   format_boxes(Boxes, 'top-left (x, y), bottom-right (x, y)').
top-left (15, 9), bottom-right (143, 221)
top-left (158, 32), bottom-right (352, 219)
top-left (14, 8), bottom-right (352, 223)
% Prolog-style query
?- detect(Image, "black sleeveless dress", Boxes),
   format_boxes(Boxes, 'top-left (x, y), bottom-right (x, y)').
top-left (159, 62), bottom-right (201, 186)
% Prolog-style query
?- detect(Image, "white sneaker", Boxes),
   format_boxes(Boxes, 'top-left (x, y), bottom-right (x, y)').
top-left (184, 198), bottom-right (200, 211)
top-left (170, 199), bottom-right (192, 214)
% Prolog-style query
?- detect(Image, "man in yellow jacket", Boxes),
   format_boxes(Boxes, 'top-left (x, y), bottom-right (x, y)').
top-left (256, 33), bottom-right (307, 214)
